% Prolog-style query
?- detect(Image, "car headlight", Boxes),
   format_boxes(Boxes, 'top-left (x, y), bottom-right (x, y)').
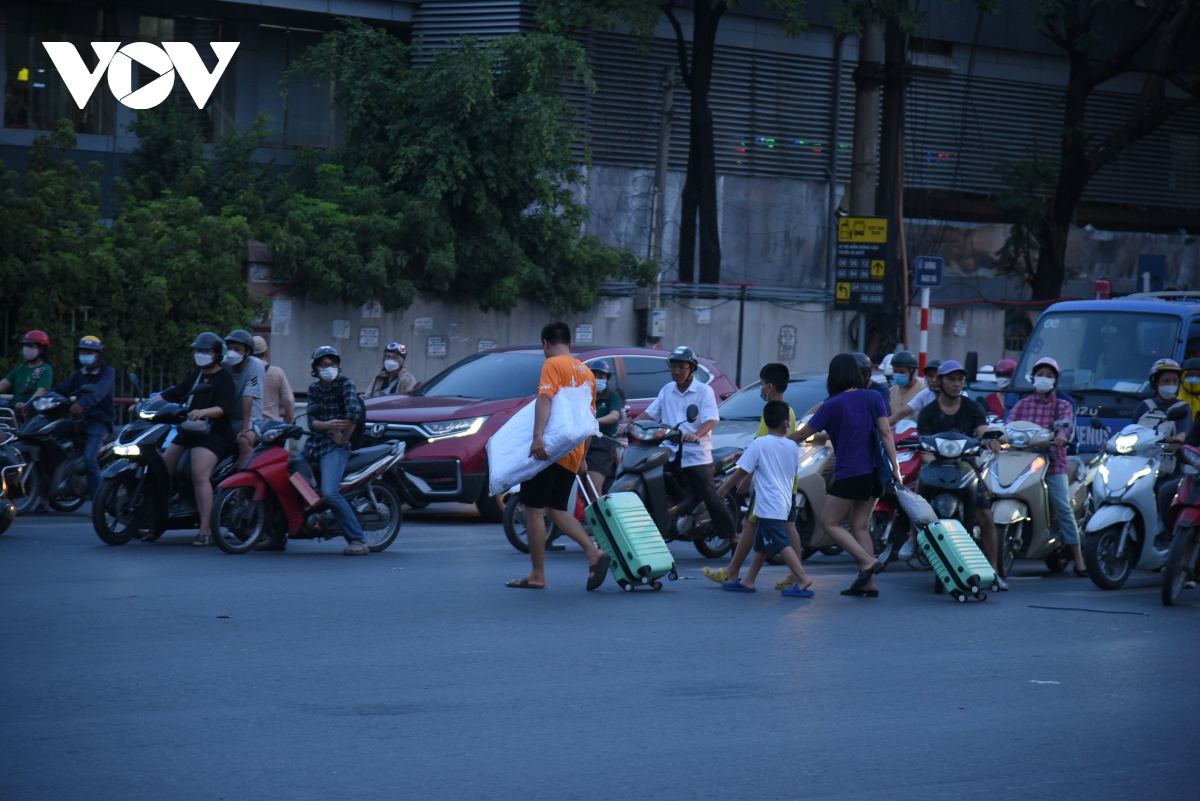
top-left (936, 438), bottom-right (965, 458)
top-left (422, 416), bottom-right (488, 442)
top-left (1114, 433), bottom-right (1139, 454)
top-left (113, 444), bottom-right (141, 458)
top-left (798, 446), bottom-right (830, 471)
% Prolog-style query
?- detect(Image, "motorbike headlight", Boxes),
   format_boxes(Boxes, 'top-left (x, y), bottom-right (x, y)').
top-left (139, 408), bottom-right (157, 420)
top-left (936, 438), bottom-right (965, 458)
top-left (1005, 428), bottom-right (1032, 449)
top-left (422, 416), bottom-right (488, 442)
top-left (897, 450), bottom-right (916, 463)
top-left (1114, 434), bottom-right (1139, 454)
top-left (113, 444), bottom-right (140, 458)
top-left (32, 398), bottom-right (53, 411)
top-left (798, 446), bottom-right (830, 471)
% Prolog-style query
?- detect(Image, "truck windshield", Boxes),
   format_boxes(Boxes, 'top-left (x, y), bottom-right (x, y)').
top-left (1015, 311), bottom-right (1179, 394)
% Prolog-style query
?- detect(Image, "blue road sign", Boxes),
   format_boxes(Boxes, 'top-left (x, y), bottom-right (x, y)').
top-left (914, 256), bottom-right (944, 289)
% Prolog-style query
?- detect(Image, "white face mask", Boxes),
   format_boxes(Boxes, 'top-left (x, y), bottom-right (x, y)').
top-left (1032, 376), bottom-right (1056, 394)
top-left (1158, 384), bottom-right (1179, 400)
top-left (319, 366), bottom-right (339, 382)
top-left (996, 377), bottom-right (1011, 390)
top-left (383, 359), bottom-right (400, 372)
top-left (195, 352), bottom-right (214, 368)
top-left (225, 350), bottom-right (243, 366)
top-left (23, 346), bottom-right (39, 361)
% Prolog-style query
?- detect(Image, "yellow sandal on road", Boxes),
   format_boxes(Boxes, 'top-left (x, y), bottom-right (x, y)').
top-left (701, 566), bottom-right (728, 584)
top-left (775, 574), bottom-right (797, 590)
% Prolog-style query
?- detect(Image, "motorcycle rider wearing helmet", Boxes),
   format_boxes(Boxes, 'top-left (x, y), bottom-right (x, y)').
top-left (0, 330), bottom-right (54, 415)
top-left (52, 335), bottom-right (115, 502)
top-left (279, 346), bottom-right (369, 555)
top-left (983, 358), bottom-right (1018, 419)
top-left (1133, 359), bottom-right (1191, 537)
top-left (887, 350), bottom-right (925, 422)
top-left (889, 359), bottom-right (943, 426)
top-left (368, 343), bottom-right (417, 397)
top-left (1177, 357), bottom-right (1200, 421)
top-left (1005, 357), bottom-right (1087, 576)
top-left (916, 359), bottom-right (1007, 588)
top-left (586, 359), bottom-right (623, 493)
top-left (635, 345), bottom-right (735, 544)
top-left (159, 332), bottom-right (238, 546)
top-left (222, 329), bottom-right (266, 468)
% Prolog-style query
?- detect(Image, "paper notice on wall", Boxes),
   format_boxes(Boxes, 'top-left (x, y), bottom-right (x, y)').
top-left (575, 324), bottom-right (593, 343)
top-left (478, 339), bottom-right (496, 352)
top-left (272, 297), bottom-right (293, 322)
top-left (414, 317), bottom-right (433, 331)
top-left (695, 307), bottom-right (711, 325)
top-left (359, 327), bottom-right (380, 348)
top-left (930, 308), bottom-right (945, 325)
top-left (333, 319), bottom-right (352, 339)
top-left (604, 299), bottom-right (621, 319)
top-left (362, 299), bottom-right (382, 318)
top-left (427, 336), bottom-right (447, 357)
top-left (249, 264), bottom-right (271, 283)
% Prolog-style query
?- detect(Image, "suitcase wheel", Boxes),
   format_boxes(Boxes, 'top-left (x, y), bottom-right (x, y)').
top-left (977, 592), bottom-right (988, 602)
top-left (651, 580), bottom-right (663, 591)
top-left (619, 580), bottom-right (633, 592)
top-left (668, 569), bottom-right (678, 581)
top-left (952, 591), bottom-right (965, 602)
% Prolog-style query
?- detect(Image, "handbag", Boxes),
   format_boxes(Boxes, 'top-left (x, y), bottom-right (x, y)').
top-left (864, 389), bottom-right (895, 487)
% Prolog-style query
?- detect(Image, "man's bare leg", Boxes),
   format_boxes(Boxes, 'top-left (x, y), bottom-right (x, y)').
top-left (779, 546), bottom-right (812, 590)
top-left (520, 506), bottom-right (549, 588)
top-left (546, 507), bottom-right (606, 568)
top-left (725, 518), bottom-right (757, 578)
top-left (740, 551), bottom-right (768, 590)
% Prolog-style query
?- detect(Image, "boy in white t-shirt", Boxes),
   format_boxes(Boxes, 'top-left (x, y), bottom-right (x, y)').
top-left (715, 401), bottom-right (814, 597)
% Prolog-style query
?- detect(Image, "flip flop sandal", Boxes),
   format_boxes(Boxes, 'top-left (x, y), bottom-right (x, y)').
top-left (192, 534), bottom-right (212, 547)
top-left (585, 554), bottom-right (611, 591)
top-left (849, 560), bottom-right (883, 592)
top-left (505, 578), bottom-right (545, 589)
top-left (721, 579), bottom-right (756, 593)
top-left (780, 585), bottom-right (814, 597)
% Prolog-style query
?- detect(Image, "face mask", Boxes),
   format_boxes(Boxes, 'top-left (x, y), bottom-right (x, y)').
top-left (22, 346), bottom-right (39, 361)
top-left (383, 359), bottom-right (400, 372)
top-left (996, 377), bottom-right (1011, 390)
top-left (1186, 376), bottom-right (1200, 386)
top-left (79, 354), bottom-right (97, 366)
top-left (1033, 376), bottom-right (1055, 394)
top-left (759, 387), bottom-right (770, 401)
top-left (225, 351), bottom-right (243, 366)
top-left (194, 352), bottom-right (214, 368)
top-left (1158, 384), bottom-right (1179, 400)
top-left (894, 373), bottom-right (910, 387)
top-left (319, 366), bottom-right (339, 382)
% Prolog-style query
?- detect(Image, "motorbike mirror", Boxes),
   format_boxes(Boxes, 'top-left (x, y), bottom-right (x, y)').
top-left (686, 404), bottom-right (699, 423)
top-left (1168, 404), bottom-right (1190, 421)
top-left (127, 372), bottom-right (141, 393)
top-left (1090, 415), bottom-right (1103, 429)
top-left (79, 384), bottom-right (97, 394)
top-left (965, 351), bottom-right (979, 383)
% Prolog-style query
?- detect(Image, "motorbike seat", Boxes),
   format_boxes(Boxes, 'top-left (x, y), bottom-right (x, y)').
top-left (711, 446), bottom-right (742, 475)
top-left (344, 444), bottom-right (393, 474)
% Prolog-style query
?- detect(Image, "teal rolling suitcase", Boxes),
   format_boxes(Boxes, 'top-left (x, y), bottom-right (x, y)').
top-left (918, 519), bottom-right (997, 602)
top-left (580, 478), bottom-right (677, 591)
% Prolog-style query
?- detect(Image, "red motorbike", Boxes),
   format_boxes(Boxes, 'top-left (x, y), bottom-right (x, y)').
top-left (869, 421), bottom-right (924, 566)
top-left (1163, 445), bottom-right (1200, 605)
top-left (212, 420), bottom-right (407, 554)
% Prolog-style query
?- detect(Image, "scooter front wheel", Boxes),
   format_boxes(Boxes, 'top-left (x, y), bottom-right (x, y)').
top-left (92, 476), bottom-right (138, 545)
top-left (213, 487), bottom-right (268, 554)
top-left (1083, 523), bottom-right (1133, 590)
top-left (1162, 525), bottom-right (1199, 606)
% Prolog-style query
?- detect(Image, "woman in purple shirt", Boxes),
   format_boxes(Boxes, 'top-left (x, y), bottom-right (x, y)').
top-left (789, 353), bottom-right (902, 596)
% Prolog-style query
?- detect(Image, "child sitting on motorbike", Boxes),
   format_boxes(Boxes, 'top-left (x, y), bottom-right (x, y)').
top-left (159, 332), bottom-right (237, 547)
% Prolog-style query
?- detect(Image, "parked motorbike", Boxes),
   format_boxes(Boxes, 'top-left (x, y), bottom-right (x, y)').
top-left (1083, 405), bottom-right (1189, 590)
top-left (869, 420), bottom-right (923, 566)
top-left (15, 386), bottom-right (108, 514)
top-left (985, 419), bottom-right (1097, 577)
top-left (0, 409), bottom-right (26, 534)
top-left (211, 420), bottom-right (406, 554)
top-left (1162, 444), bottom-right (1200, 605)
top-left (608, 404), bottom-right (741, 558)
top-left (92, 395), bottom-right (238, 544)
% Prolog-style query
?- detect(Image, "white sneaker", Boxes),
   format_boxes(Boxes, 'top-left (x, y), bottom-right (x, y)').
top-left (993, 576), bottom-right (1009, 591)
top-left (898, 540), bottom-right (916, 560)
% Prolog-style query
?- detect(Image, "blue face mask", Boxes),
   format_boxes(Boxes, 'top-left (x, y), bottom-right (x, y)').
top-left (1186, 376), bottom-right (1200, 386)
top-left (79, 354), bottom-right (97, 366)
top-left (894, 373), bottom-right (910, 386)
top-left (595, 379), bottom-right (607, 393)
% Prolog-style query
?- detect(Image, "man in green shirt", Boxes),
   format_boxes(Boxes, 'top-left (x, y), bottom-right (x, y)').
top-left (0, 330), bottom-right (54, 415)
top-left (585, 359), bottom-right (624, 494)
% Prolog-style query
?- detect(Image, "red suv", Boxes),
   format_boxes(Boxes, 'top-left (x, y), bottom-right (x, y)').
top-left (362, 346), bottom-right (738, 520)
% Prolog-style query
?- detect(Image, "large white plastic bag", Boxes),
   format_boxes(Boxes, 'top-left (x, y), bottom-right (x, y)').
top-left (488, 384), bottom-right (599, 495)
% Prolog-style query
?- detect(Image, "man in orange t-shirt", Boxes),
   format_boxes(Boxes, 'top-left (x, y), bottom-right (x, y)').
top-left (506, 322), bottom-right (611, 591)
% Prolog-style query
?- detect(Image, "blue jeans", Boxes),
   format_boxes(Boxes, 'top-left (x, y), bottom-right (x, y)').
top-left (319, 448), bottom-right (365, 543)
top-left (83, 421), bottom-right (109, 500)
top-left (1046, 472), bottom-right (1080, 546)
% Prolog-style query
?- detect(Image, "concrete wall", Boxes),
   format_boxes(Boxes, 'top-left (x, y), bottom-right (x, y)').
top-left (264, 290), bottom-right (1007, 394)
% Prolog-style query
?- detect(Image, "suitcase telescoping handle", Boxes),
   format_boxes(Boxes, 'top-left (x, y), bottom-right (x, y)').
top-left (575, 473), bottom-right (603, 506)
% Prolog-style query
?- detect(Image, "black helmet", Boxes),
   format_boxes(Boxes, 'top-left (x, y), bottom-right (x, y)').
top-left (892, 350), bottom-right (918, 369)
top-left (925, 359), bottom-right (943, 374)
top-left (852, 352), bottom-right (873, 373)
top-left (667, 345), bottom-right (698, 366)
top-left (311, 345), bottom-right (340, 366)
top-left (589, 359), bottom-right (613, 376)
top-left (191, 332), bottom-right (224, 352)
top-left (1183, 358), bottom-right (1200, 372)
top-left (224, 329), bottom-right (254, 351)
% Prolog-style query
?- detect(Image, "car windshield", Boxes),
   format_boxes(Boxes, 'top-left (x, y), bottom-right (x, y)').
top-left (413, 352), bottom-right (545, 401)
top-left (718, 377), bottom-right (831, 420)
top-left (1015, 311), bottom-right (1180, 395)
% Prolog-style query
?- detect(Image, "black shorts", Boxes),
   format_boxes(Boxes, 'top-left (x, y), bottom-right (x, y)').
top-left (829, 472), bottom-right (883, 501)
top-left (587, 436), bottom-right (618, 479)
top-left (519, 462), bottom-right (576, 512)
top-left (174, 428), bottom-right (236, 461)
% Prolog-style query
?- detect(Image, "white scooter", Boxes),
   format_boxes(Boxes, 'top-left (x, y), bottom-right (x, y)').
top-left (1083, 405), bottom-right (1188, 590)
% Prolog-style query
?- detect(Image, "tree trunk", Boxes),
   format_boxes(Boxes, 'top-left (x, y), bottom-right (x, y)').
top-left (691, 1), bottom-right (723, 284)
top-left (678, 147), bottom-right (698, 283)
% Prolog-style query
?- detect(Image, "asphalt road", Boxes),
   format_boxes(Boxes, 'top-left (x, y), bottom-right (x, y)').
top-left (2, 506), bottom-right (1198, 801)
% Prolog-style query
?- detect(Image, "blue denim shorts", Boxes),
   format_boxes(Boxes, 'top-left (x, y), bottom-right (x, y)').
top-left (753, 518), bottom-right (790, 556)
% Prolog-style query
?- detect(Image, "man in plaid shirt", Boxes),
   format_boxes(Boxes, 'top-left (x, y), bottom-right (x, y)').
top-left (265, 345), bottom-right (367, 555)
top-left (1005, 357), bottom-right (1087, 576)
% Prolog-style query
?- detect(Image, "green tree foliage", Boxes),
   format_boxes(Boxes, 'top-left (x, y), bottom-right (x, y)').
top-left (993, 160), bottom-right (1058, 289)
top-left (278, 23), bottom-right (653, 312)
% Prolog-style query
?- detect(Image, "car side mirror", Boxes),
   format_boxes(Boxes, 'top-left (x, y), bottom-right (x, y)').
top-left (965, 351), bottom-right (979, 383)
top-left (1091, 415), bottom-right (1103, 429)
top-left (686, 403), bottom-right (699, 423)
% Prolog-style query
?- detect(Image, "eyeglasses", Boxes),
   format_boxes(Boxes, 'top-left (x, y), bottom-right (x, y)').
top-left (386, 343), bottom-right (407, 355)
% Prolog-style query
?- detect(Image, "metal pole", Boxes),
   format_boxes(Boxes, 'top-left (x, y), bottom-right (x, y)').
top-left (736, 286), bottom-right (746, 387)
top-left (857, 314), bottom-right (867, 354)
top-left (650, 67), bottom-right (675, 296)
top-left (919, 287), bottom-right (930, 372)
top-left (826, 34), bottom-right (845, 292)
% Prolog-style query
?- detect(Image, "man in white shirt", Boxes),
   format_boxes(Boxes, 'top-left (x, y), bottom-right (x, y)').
top-left (890, 358), bottom-right (941, 426)
top-left (635, 346), bottom-right (734, 542)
